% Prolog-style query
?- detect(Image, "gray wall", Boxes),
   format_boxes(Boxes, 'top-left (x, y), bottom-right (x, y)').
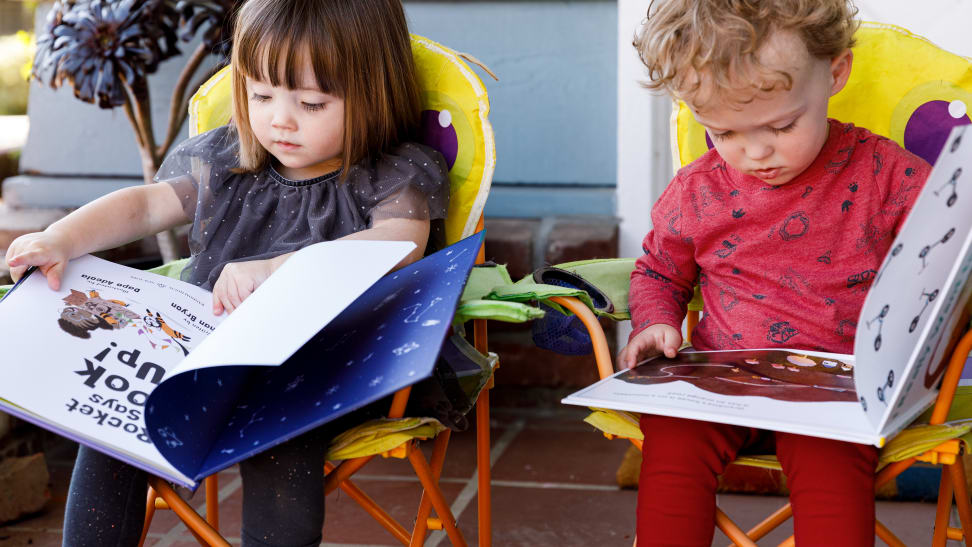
top-left (11, 1), bottom-right (618, 217)
top-left (406, 1), bottom-right (617, 216)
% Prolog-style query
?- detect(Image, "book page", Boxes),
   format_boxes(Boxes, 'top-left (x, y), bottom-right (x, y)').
top-left (563, 349), bottom-right (880, 445)
top-left (167, 240), bottom-right (414, 375)
top-left (854, 126), bottom-right (972, 432)
top-left (145, 233), bottom-right (485, 481)
top-left (0, 255), bottom-right (221, 485)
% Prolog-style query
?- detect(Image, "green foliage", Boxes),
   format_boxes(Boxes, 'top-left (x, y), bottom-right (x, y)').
top-left (0, 31), bottom-right (34, 115)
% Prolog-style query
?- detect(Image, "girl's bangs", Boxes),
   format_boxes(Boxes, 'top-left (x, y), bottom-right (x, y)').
top-left (236, 16), bottom-right (342, 96)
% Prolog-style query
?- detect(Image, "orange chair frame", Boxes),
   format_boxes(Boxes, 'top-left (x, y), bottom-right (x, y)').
top-left (549, 295), bottom-right (972, 546)
top-left (139, 214), bottom-right (495, 547)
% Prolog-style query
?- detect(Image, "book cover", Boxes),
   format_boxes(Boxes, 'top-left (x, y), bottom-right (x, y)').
top-left (564, 126), bottom-right (972, 447)
top-left (0, 232), bottom-right (484, 487)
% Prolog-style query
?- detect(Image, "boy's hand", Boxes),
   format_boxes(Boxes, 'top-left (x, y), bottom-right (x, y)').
top-left (5, 231), bottom-right (74, 290)
top-left (212, 258), bottom-right (279, 315)
top-left (617, 324), bottom-right (682, 370)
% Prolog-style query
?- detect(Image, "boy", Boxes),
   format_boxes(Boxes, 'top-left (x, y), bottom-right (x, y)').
top-left (618, 1), bottom-right (931, 544)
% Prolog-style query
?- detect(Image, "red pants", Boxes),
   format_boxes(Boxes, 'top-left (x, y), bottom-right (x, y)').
top-left (637, 414), bottom-right (879, 546)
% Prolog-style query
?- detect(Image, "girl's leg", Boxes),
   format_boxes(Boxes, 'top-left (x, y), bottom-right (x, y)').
top-left (637, 415), bottom-right (755, 547)
top-left (239, 426), bottom-right (331, 547)
top-left (775, 432), bottom-right (879, 546)
top-left (63, 445), bottom-right (148, 547)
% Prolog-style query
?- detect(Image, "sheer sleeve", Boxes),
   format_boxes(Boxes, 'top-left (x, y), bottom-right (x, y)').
top-left (369, 183), bottom-right (432, 223)
top-left (153, 125), bottom-right (240, 219)
top-left (346, 142), bottom-right (450, 228)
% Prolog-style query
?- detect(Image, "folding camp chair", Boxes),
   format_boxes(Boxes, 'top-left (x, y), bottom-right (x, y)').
top-left (136, 35), bottom-right (499, 547)
top-left (463, 21), bottom-right (972, 546)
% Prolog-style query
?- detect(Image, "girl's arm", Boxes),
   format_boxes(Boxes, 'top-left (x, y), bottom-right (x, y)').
top-left (211, 217), bottom-right (430, 315)
top-left (5, 183), bottom-right (189, 289)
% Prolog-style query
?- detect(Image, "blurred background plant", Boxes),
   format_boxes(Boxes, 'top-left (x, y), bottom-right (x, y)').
top-left (0, 30), bottom-right (33, 115)
top-left (30, 0), bottom-right (236, 262)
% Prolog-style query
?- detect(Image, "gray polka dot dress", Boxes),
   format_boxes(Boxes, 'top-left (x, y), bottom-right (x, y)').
top-left (155, 125), bottom-right (450, 290)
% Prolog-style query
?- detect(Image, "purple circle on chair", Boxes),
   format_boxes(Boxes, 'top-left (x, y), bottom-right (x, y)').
top-left (420, 110), bottom-right (458, 170)
top-left (904, 101), bottom-right (971, 165)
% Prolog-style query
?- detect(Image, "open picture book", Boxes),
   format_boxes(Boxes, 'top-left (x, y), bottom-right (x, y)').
top-left (0, 232), bottom-right (483, 488)
top-left (564, 126), bottom-right (972, 447)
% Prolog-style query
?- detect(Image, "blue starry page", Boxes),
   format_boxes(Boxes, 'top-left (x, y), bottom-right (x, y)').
top-left (145, 231), bottom-right (484, 485)
top-left (0, 238), bottom-right (433, 488)
top-left (564, 126), bottom-right (972, 447)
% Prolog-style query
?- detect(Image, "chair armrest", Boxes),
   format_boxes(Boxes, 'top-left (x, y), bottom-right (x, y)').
top-left (548, 295), bottom-right (615, 380)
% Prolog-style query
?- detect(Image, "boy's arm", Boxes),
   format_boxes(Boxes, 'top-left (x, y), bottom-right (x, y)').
top-left (875, 139), bottom-right (932, 237)
top-left (628, 182), bottom-right (698, 341)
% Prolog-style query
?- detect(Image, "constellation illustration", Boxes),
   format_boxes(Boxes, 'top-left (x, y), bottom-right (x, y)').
top-left (876, 369), bottom-right (894, 404)
top-left (919, 227), bottom-right (955, 273)
top-left (403, 297), bottom-right (443, 323)
top-left (157, 426), bottom-right (183, 448)
top-left (909, 288), bottom-right (939, 333)
top-left (875, 243), bottom-right (903, 285)
top-left (866, 304), bottom-right (889, 351)
top-left (933, 167), bottom-right (960, 207)
top-left (238, 405), bottom-right (265, 438)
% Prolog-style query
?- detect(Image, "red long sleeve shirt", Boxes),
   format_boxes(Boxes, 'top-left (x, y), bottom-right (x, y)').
top-left (630, 119), bottom-right (931, 353)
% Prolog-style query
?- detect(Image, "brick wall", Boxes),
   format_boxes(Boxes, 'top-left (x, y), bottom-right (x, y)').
top-left (483, 216), bottom-right (620, 389)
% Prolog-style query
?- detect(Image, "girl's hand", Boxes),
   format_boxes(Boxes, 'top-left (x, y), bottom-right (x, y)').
top-left (211, 258), bottom-right (281, 315)
top-left (5, 230), bottom-right (74, 290)
top-left (617, 324), bottom-right (682, 370)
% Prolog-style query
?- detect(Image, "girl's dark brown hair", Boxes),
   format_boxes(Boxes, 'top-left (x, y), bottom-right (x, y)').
top-left (231, 0), bottom-right (421, 178)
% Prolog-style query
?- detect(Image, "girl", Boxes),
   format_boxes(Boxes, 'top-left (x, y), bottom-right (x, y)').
top-left (6, 0), bottom-right (449, 544)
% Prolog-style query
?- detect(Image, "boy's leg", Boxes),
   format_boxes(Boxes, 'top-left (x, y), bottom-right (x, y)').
top-left (775, 432), bottom-right (879, 546)
top-left (63, 445), bottom-right (148, 546)
top-left (637, 414), bottom-right (755, 546)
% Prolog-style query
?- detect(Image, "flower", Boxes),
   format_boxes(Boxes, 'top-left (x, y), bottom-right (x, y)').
top-left (32, 0), bottom-right (181, 108)
top-left (176, 0), bottom-right (237, 60)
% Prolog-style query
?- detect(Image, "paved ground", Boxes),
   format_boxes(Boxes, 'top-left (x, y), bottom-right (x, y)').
top-left (0, 399), bottom-right (947, 546)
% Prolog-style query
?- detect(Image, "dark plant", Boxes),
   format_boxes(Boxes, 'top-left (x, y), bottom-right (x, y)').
top-left (31, 0), bottom-right (238, 262)
top-left (176, 0), bottom-right (235, 60)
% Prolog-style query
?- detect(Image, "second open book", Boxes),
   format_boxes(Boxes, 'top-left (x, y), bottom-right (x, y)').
top-left (564, 127), bottom-right (972, 447)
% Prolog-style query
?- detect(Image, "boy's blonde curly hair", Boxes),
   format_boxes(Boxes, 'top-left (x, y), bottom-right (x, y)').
top-left (635, 0), bottom-right (859, 108)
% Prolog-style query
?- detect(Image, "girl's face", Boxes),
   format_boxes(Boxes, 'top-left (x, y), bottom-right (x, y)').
top-left (246, 56), bottom-right (345, 180)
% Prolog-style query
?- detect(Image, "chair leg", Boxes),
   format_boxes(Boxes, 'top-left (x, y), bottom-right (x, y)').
top-left (410, 430), bottom-right (452, 546)
top-left (146, 476), bottom-right (230, 547)
top-left (408, 444), bottom-right (468, 547)
top-left (876, 519), bottom-right (907, 547)
top-left (745, 503), bottom-right (792, 541)
top-left (204, 474), bottom-right (219, 530)
top-left (474, 317), bottom-right (492, 547)
top-left (948, 460), bottom-right (972, 544)
top-left (934, 466), bottom-right (954, 547)
top-left (138, 486), bottom-right (158, 547)
top-left (334, 477), bottom-right (412, 545)
top-left (715, 507), bottom-right (757, 547)
top-left (324, 455), bottom-right (375, 495)
top-left (476, 378), bottom-right (492, 547)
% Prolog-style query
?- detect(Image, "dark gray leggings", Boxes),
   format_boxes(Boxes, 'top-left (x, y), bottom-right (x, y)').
top-left (63, 426), bottom-right (331, 547)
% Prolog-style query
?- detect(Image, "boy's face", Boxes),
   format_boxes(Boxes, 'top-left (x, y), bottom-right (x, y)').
top-left (689, 31), bottom-right (852, 186)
